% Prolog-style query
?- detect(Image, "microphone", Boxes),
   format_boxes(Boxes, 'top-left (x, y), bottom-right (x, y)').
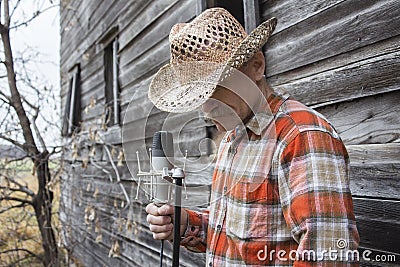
top-left (151, 131), bottom-right (174, 205)
top-left (151, 131), bottom-right (174, 267)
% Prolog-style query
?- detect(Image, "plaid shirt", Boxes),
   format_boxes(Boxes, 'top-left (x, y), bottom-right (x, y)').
top-left (181, 92), bottom-right (359, 266)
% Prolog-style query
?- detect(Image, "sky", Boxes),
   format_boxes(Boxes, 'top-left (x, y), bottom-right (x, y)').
top-left (1, 1), bottom-right (60, 148)
top-left (11, 0), bottom-right (60, 89)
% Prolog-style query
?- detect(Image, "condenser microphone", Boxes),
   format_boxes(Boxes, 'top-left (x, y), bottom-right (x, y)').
top-left (151, 131), bottom-right (174, 204)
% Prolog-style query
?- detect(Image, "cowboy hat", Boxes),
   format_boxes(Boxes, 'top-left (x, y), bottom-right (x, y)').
top-left (148, 7), bottom-right (277, 113)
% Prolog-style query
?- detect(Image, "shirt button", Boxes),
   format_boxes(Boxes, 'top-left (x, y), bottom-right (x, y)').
top-left (217, 224), bottom-right (222, 230)
top-left (223, 186), bottom-right (227, 192)
top-left (209, 262), bottom-right (212, 267)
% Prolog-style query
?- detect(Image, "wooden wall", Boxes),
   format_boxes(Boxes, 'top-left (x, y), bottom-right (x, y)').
top-left (60, 0), bottom-right (399, 266)
top-left (60, 0), bottom-right (211, 266)
top-left (261, 0), bottom-right (400, 266)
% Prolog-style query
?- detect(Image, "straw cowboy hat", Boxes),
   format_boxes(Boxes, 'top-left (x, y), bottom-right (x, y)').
top-left (148, 8), bottom-right (277, 113)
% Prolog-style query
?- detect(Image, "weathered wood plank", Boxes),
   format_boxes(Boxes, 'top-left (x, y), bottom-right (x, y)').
top-left (60, 1), bottom-right (127, 69)
top-left (116, 0), bottom-right (151, 32)
top-left (353, 197), bottom-right (400, 254)
top-left (120, 74), bottom-right (152, 111)
top-left (60, 0), bottom-right (88, 34)
top-left (122, 127), bottom-right (210, 158)
top-left (244, 0), bottom-right (260, 33)
top-left (265, 0), bottom-right (400, 76)
top-left (79, 45), bottom-right (103, 86)
top-left (119, 38), bottom-right (170, 91)
top-left (350, 163), bottom-right (400, 199)
top-left (274, 50), bottom-right (400, 108)
top-left (347, 143), bottom-right (400, 199)
top-left (268, 32), bottom-right (400, 88)
top-left (260, 0), bottom-right (345, 33)
top-left (118, 0), bottom-right (183, 53)
top-left (60, 164), bottom-right (208, 266)
top-left (347, 143), bottom-right (400, 166)
top-left (316, 90), bottom-right (400, 145)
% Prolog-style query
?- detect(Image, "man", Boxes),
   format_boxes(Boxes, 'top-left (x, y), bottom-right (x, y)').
top-left (146, 8), bottom-right (359, 266)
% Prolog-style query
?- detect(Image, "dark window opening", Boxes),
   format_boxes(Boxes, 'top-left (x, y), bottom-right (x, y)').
top-left (62, 65), bottom-right (81, 137)
top-left (104, 38), bottom-right (120, 127)
top-left (206, 0), bottom-right (244, 27)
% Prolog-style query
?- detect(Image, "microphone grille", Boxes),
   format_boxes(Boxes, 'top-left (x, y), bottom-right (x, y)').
top-left (152, 131), bottom-right (173, 157)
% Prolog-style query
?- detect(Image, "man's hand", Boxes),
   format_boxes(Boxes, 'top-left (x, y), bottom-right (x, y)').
top-left (146, 203), bottom-right (188, 240)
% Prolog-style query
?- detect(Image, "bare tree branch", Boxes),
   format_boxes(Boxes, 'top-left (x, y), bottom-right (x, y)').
top-left (0, 133), bottom-right (25, 150)
top-left (0, 1), bottom-right (61, 265)
top-left (0, 185), bottom-right (34, 197)
top-left (0, 201), bottom-right (29, 214)
top-left (3, 0), bottom-right (10, 28)
top-left (0, 174), bottom-right (35, 196)
top-left (9, 4), bottom-right (58, 30)
top-left (0, 154), bottom-right (29, 164)
top-left (1, 17), bottom-right (39, 157)
top-left (9, 0), bottom-right (21, 20)
top-left (19, 94), bottom-right (47, 150)
top-left (0, 248), bottom-right (42, 263)
top-left (0, 196), bottom-right (33, 205)
top-left (0, 90), bottom-right (11, 103)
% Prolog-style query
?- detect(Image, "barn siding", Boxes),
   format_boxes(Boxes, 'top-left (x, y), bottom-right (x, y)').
top-left (60, 0), bottom-right (399, 266)
top-left (261, 0), bottom-right (400, 266)
top-left (60, 0), bottom-right (210, 266)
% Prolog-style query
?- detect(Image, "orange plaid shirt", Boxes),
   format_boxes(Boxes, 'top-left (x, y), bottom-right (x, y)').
top-left (181, 92), bottom-right (359, 266)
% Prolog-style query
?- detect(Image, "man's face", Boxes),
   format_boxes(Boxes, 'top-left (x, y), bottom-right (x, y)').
top-left (201, 85), bottom-right (253, 132)
top-left (200, 52), bottom-right (266, 132)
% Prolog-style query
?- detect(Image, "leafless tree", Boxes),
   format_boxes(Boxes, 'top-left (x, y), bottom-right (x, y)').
top-left (0, 0), bottom-right (61, 266)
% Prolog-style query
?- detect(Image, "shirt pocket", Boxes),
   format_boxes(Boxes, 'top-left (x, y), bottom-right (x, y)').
top-left (226, 181), bottom-right (274, 239)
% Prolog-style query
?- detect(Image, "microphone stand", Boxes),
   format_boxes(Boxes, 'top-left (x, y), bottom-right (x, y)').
top-left (159, 239), bottom-right (164, 267)
top-left (170, 168), bottom-right (185, 267)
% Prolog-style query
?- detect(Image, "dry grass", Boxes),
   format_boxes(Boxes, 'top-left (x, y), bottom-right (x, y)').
top-left (0, 160), bottom-right (62, 266)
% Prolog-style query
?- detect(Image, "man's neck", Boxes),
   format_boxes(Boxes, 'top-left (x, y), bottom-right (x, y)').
top-left (253, 77), bottom-right (273, 112)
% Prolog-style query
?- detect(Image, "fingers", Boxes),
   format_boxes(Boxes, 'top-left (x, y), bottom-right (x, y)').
top-left (149, 224), bottom-right (173, 240)
top-left (145, 202), bottom-right (160, 216)
top-left (145, 203), bottom-right (174, 216)
top-left (146, 213), bottom-right (172, 225)
top-left (146, 203), bottom-right (175, 240)
top-left (157, 203), bottom-right (175, 216)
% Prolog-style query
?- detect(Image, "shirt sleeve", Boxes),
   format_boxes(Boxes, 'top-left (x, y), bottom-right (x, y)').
top-left (180, 208), bottom-right (209, 253)
top-left (278, 130), bottom-right (360, 266)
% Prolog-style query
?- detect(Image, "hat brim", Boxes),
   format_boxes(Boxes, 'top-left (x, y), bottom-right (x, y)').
top-left (148, 17), bottom-right (277, 113)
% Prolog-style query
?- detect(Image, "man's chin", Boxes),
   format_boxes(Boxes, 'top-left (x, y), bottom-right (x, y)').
top-left (214, 122), bottom-right (226, 132)
top-left (213, 121), bottom-right (238, 132)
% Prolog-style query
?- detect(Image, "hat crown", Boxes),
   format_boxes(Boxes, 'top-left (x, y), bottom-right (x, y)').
top-left (169, 8), bottom-right (247, 64)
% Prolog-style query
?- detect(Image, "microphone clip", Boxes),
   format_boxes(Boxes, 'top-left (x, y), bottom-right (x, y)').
top-left (134, 149), bottom-right (188, 202)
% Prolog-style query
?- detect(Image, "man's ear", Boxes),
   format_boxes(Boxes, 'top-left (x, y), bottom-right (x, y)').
top-left (252, 51), bottom-right (265, 82)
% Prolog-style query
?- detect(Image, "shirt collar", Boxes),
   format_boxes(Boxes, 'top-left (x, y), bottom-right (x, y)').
top-left (246, 91), bottom-right (290, 136)
top-left (223, 91), bottom-right (290, 142)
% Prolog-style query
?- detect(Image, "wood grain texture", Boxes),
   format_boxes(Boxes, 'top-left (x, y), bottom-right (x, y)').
top-left (347, 143), bottom-right (400, 166)
top-left (347, 143), bottom-right (400, 198)
top-left (59, 0), bottom-right (400, 265)
top-left (118, 0), bottom-right (180, 51)
top-left (264, 0), bottom-right (400, 76)
top-left (267, 33), bottom-right (400, 89)
top-left (350, 163), bottom-right (400, 199)
top-left (353, 197), bottom-right (400, 254)
top-left (317, 90), bottom-right (400, 145)
top-left (272, 50), bottom-right (400, 107)
top-left (60, 163), bottom-right (209, 266)
top-left (260, 0), bottom-right (345, 33)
